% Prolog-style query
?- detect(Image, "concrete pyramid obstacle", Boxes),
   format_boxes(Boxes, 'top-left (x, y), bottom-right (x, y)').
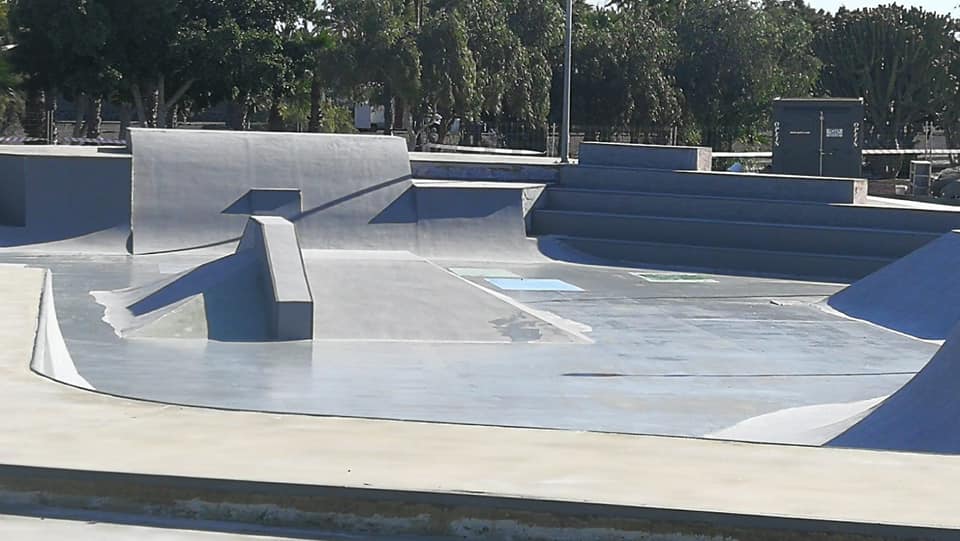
top-left (94, 216), bottom-right (313, 341)
top-left (827, 230), bottom-right (960, 340)
top-left (828, 320), bottom-right (960, 454)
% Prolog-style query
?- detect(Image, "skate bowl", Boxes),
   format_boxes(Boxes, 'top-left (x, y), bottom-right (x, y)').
top-left (4, 132), bottom-right (960, 538)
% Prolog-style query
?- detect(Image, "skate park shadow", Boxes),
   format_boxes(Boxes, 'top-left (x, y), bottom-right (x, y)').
top-left (293, 176), bottom-right (412, 222)
top-left (222, 189), bottom-right (303, 220)
top-left (368, 187), bottom-right (418, 224)
top-left (125, 253), bottom-right (271, 342)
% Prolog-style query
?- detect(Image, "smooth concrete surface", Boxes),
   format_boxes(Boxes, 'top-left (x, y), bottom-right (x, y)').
top-left (0, 152), bottom-right (131, 252)
top-left (237, 216), bottom-right (313, 341)
top-left (3, 265), bottom-right (960, 539)
top-left (21, 253), bottom-right (937, 437)
top-left (129, 129), bottom-right (416, 254)
top-left (578, 142), bottom-right (712, 171)
top-left (827, 230), bottom-right (960, 340)
top-left (829, 320), bottom-right (960, 453)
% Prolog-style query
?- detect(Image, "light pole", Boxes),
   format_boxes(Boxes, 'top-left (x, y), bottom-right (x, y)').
top-left (560, 0), bottom-right (573, 163)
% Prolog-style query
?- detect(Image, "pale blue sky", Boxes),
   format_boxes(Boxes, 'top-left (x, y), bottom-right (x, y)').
top-left (587, 0), bottom-right (959, 16)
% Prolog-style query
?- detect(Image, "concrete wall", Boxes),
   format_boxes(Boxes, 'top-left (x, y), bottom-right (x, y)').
top-left (129, 129), bottom-right (416, 254)
top-left (578, 142), bottom-right (712, 171)
top-left (411, 157), bottom-right (560, 183)
top-left (0, 155), bottom-right (25, 226)
top-left (0, 151), bottom-right (131, 252)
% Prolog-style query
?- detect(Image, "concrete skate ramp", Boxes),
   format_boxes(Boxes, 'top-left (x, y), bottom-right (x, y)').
top-left (128, 129), bottom-right (415, 254)
top-left (828, 322), bottom-right (960, 453)
top-left (30, 269), bottom-right (92, 389)
top-left (0, 151), bottom-right (130, 252)
top-left (707, 397), bottom-right (885, 445)
top-left (827, 230), bottom-right (960, 339)
top-left (95, 216), bottom-right (313, 341)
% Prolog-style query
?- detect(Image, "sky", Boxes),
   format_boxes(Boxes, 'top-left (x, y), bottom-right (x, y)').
top-left (586, 0), bottom-right (960, 16)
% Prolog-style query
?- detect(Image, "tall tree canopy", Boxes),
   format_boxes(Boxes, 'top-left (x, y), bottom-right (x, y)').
top-left (815, 5), bottom-right (958, 149)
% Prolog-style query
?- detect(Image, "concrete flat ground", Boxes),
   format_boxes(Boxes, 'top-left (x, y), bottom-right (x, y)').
top-left (1, 249), bottom-right (937, 438)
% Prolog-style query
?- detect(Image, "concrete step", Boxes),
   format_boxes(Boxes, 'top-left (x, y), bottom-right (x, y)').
top-left (559, 165), bottom-right (864, 204)
top-left (552, 235), bottom-right (892, 281)
top-left (532, 210), bottom-right (937, 259)
top-left (545, 188), bottom-right (960, 233)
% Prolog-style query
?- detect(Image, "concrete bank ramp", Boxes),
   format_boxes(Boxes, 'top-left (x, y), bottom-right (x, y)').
top-left (828, 321), bottom-right (960, 453)
top-left (94, 217), bottom-right (313, 341)
top-left (827, 230), bottom-right (960, 339)
top-left (129, 128), bottom-right (415, 254)
top-left (707, 397), bottom-right (884, 446)
top-left (31, 269), bottom-right (93, 389)
top-left (128, 129), bottom-right (544, 261)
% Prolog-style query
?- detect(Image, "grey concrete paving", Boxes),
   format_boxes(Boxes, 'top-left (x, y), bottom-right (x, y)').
top-left (2, 264), bottom-right (960, 537)
top-left (3, 250), bottom-right (937, 439)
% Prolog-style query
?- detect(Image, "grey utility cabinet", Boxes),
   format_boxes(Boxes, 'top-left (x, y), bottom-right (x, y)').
top-left (772, 98), bottom-right (864, 178)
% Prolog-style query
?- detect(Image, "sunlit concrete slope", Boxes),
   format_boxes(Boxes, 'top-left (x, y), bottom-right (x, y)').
top-left (827, 230), bottom-right (960, 339)
top-left (30, 269), bottom-right (92, 389)
top-left (828, 321), bottom-right (960, 454)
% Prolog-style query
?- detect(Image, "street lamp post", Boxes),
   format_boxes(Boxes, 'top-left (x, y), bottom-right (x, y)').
top-left (560, 0), bottom-right (573, 163)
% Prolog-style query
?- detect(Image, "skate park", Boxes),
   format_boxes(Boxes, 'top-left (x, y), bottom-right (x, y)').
top-left (5, 129), bottom-right (960, 539)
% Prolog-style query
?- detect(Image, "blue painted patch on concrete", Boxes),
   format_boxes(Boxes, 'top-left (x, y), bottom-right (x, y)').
top-left (485, 278), bottom-right (584, 292)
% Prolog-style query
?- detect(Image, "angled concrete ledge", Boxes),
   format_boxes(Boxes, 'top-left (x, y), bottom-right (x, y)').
top-left (237, 216), bottom-right (313, 340)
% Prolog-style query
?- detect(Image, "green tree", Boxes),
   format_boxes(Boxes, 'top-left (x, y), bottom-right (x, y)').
top-left (815, 5), bottom-right (957, 149)
top-left (326, 0), bottom-right (422, 134)
top-left (566, 2), bottom-right (680, 139)
top-left (669, 0), bottom-right (817, 149)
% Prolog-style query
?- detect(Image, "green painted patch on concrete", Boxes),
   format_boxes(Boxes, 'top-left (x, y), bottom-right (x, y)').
top-left (631, 272), bottom-right (718, 284)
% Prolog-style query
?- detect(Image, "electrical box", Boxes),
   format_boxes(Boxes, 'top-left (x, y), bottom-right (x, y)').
top-left (772, 98), bottom-right (864, 178)
top-left (910, 161), bottom-right (933, 196)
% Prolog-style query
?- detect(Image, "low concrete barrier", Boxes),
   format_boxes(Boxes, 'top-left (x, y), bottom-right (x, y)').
top-left (579, 142), bottom-right (712, 171)
top-left (237, 216), bottom-right (313, 341)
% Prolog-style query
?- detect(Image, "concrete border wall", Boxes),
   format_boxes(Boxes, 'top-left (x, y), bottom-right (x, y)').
top-left (0, 152), bottom-right (130, 252)
top-left (579, 142), bottom-right (712, 171)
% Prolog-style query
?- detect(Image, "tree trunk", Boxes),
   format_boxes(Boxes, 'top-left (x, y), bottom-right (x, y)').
top-left (383, 90), bottom-right (394, 136)
top-left (85, 97), bottom-right (102, 140)
top-left (226, 99), bottom-right (247, 131)
top-left (308, 75), bottom-right (323, 133)
top-left (156, 76), bottom-right (168, 128)
top-left (23, 88), bottom-right (46, 140)
top-left (72, 94), bottom-right (88, 138)
top-left (44, 90), bottom-right (58, 144)
top-left (268, 98), bottom-right (283, 131)
top-left (119, 103), bottom-right (132, 141)
top-left (132, 85), bottom-right (149, 128)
